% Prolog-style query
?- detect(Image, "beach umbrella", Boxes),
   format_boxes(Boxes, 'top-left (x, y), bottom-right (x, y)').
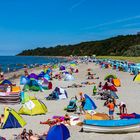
top-left (102, 84), bottom-right (117, 92)
top-left (104, 74), bottom-right (117, 80)
top-left (46, 124), bottom-right (70, 140)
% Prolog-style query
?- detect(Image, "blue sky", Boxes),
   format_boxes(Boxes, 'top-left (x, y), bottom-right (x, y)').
top-left (0, 0), bottom-right (140, 55)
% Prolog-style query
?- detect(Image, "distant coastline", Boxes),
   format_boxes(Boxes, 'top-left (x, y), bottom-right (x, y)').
top-left (17, 34), bottom-right (140, 57)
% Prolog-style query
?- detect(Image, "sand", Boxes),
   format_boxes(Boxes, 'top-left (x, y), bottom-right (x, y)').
top-left (0, 62), bottom-right (140, 140)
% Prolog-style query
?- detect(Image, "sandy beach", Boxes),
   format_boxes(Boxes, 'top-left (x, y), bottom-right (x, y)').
top-left (0, 62), bottom-right (140, 140)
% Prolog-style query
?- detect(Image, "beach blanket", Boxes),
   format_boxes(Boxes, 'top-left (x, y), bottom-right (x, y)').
top-left (120, 113), bottom-right (140, 119)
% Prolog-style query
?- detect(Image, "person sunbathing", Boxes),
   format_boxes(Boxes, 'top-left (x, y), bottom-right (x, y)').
top-left (67, 83), bottom-right (83, 88)
top-left (87, 74), bottom-right (99, 80)
top-left (20, 128), bottom-right (28, 140)
top-left (81, 81), bottom-right (95, 85)
top-left (64, 114), bottom-right (71, 126)
top-left (28, 129), bottom-right (40, 140)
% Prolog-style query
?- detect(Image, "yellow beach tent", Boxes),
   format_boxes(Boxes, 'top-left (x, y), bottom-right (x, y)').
top-left (1, 107), bottom-right (26, 129)
top-left (133, 74), bottom-right (140, 82)
top-left (18, 98), bottom-right (47, 116)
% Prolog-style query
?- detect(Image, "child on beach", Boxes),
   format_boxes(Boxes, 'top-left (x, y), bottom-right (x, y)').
top-left (118, 102), bottom-right (127, 115)
top-left (107, 100), bottom-right (115, 120)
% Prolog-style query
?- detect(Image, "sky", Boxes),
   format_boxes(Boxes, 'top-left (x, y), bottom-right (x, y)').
top-left (0, 0), bottom-right (140, 55)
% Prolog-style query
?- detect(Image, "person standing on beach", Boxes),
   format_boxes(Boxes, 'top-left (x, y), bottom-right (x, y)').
top-left (79, 92), bottom-right (86, 114)
top-left (24, 65), bottom-right (29, 77)
top-left (0, 72), bottom-right (4, 82)
top-left (107, 100), bottom-right (115, 120)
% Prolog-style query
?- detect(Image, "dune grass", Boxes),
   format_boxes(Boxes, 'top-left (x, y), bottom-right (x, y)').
top-left (97, 56), bottom-right (140, 63)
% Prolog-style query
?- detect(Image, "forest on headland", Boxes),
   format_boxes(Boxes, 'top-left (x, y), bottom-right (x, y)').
top-left (17, 34), bottom-right (140, 57)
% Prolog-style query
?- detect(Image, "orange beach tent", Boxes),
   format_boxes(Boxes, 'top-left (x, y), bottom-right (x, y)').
top-left (113, 79), bottom-right (121, 87)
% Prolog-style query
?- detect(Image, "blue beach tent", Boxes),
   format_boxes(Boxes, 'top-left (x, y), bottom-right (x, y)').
top-left (84, 94), bottom-right (97, 110)
top-left (0, 79), bottom-right (12, 85)
top-left (44, 74), bottom-right (50, 80)
top-left (38, 72), bottom-right (45, 78)
top-left (46, 124), bottom-right (70, 140)
top-left (20, 76), bottom-right (29, 85)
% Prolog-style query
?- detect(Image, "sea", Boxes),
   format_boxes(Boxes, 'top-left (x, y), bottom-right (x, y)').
top-left (0, 56), bottom-right (67, 73)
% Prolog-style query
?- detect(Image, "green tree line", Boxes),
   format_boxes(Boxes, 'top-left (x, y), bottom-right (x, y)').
top-left (17, 34), bottom-right (140, 56)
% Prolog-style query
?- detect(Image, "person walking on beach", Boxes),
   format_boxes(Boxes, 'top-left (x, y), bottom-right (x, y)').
top-left (107, 100), bottom-right (115, 120)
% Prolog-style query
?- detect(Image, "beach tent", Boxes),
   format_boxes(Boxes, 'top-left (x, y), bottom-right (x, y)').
top-left (64, 74), bottom-right (74, 81)
top-left (70, 63), bottom-right (76, 67)
top-left (46, 67), bottom-right (52, 75)
top-left (44, 74), bottom-right (50, 80)
top-left (133, 74), bottom-right (140, 82)
top-left (38, 72), bottom-right (45, 78)
top-left (104, 74), bottom-right (117, 81)
top-left (43, 81), bottom-right (52, 90)
top-left (18, 98), bottom-right (47, 115)
top-left (27, 73), bottom-right (38, 80)
top-left (47, 87), bottom-right (68, 100)
top-left (20, 91), bottom-right (30, 104)
top-left (46, 124), bottom-right (70, 140)
top-left (0, 79), bottom-right (12, 85)
top-left (20, 76), bottom-right (29, 85)
top-left (112, 79), bottom-right (121, 87)
top-left (84, 94), bottom-right (97, 110)
top-left (23, 79), bottom-right (42, 91)
top-left (1, 107), bottom-right (26, 129)
top-left (53, 64), bottom-right (58, 69)
top-left (102, 84), bottom-right (117, 92)
top-left (60, 65), bottom-right (66, 71)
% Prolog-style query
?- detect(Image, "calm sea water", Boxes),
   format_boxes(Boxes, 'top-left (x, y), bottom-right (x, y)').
top-left (0, 56), bottom-right (67, 72)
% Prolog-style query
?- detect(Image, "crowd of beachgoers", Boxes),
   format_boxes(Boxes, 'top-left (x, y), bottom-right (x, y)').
top-left (0, 56), bottom-right (139, 140)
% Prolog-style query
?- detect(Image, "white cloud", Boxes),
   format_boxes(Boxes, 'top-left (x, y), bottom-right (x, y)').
top-left (70, 0), bottom-right (86, 11)
top-left (82, 15), bottom-right (140, 30)
top-left (123, 22), bottom-right (140, 27)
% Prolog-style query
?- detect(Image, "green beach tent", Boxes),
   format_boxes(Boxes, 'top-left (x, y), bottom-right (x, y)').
top-left (23, 79), bottom-right (42, 91)
top-left (1, 107), bottom-right (26, 129)
top-left (18, 98), bottom-right (47, 116)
